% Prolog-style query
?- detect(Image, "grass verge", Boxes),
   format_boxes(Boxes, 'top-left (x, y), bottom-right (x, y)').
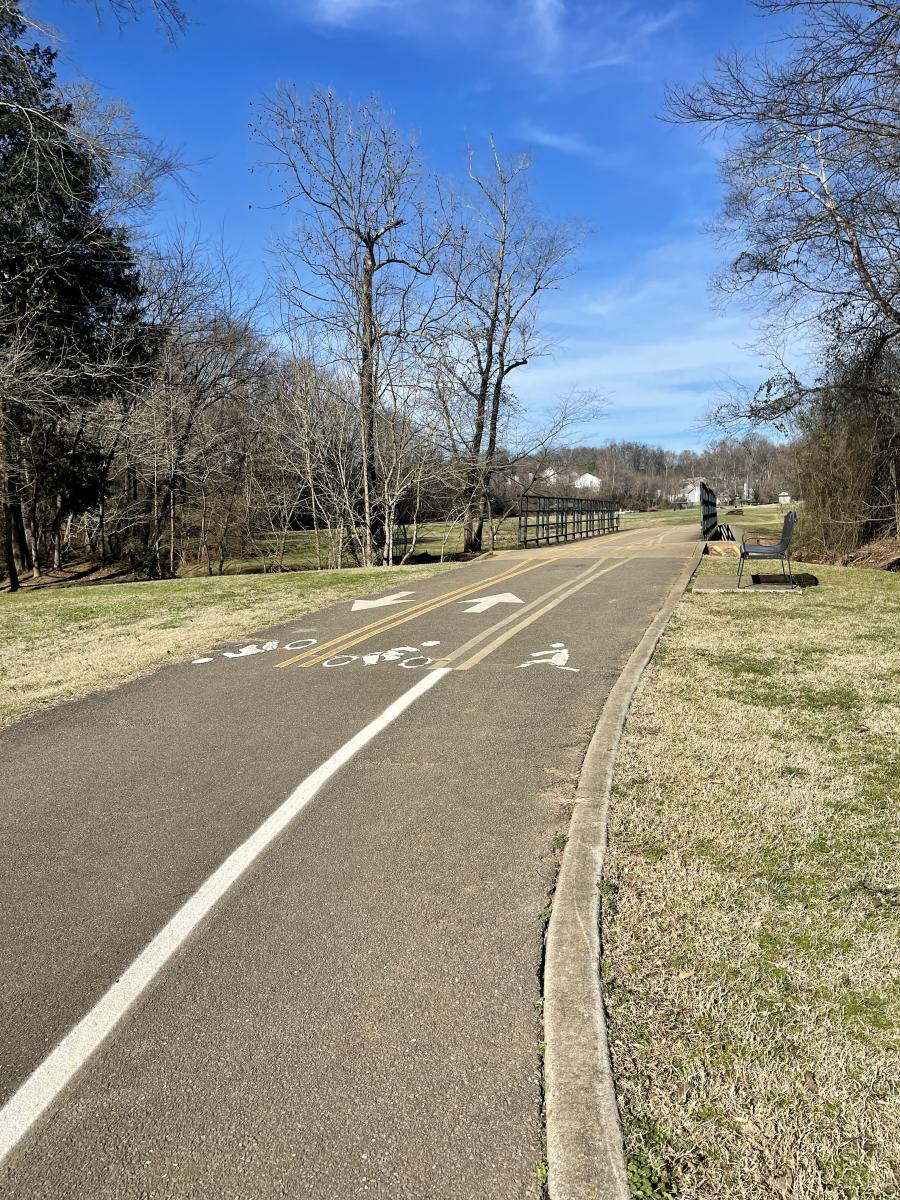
top-left (619, 504), bottom-right (791, 541)
top-left (0, 563), bottom-right (456, 727)
top-left (602, 557), bottom-right (899, 1199)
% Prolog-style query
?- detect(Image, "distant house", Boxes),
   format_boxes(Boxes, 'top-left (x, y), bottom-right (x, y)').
top-left (778, 490), bottom-right (792, 505)
top-left (573, 472), bottom-right (602, 491)
top-left (679, 480), bottom-right (703, 507)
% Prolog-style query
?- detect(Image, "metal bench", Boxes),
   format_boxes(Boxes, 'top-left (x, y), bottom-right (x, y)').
top-left (737, 510), bottom-right (798, 589)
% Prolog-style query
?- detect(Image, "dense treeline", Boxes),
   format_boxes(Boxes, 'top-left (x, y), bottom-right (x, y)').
top-left (5, 1), bottom-right (896, 593)
top-left (0, 9), bottom-right (597, 590)
top-left (541, 434), bottom-right (794, 509)
top-left (671, 0), bottom-right (900, 554)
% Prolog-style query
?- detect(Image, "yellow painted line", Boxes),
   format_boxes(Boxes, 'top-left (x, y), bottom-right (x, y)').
top-left (279, 554), bottom-right (563, 670)
top-left (294, 555), bottom-right (561, 669)
top-left (274, 556), bottom-right (544, 670)
top-left (432, 554), bottom-right (626, 667)
top-left (453, 559), bottom-right (628, 671)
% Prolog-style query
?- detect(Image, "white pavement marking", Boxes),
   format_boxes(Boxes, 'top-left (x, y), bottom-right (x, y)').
top-left (0, 667), bottom-right (451, 1170)
top-left (351, 591), bottom-right (416, 611)
top-left (458, 592), bottom-right (524, 614)
top-left (516, 643), bottom-right (579, 672)
top-left (447, 559), bottom-right (628, 672)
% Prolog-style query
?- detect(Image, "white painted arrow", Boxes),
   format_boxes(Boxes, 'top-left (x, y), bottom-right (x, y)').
top-left (459, 592), bottom-right (524, 615)
top-left (351, 591), bottom-right (416, 612)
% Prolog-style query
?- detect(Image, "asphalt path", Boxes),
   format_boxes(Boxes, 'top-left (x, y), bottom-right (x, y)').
top-left (0, 525), bottom-right (698, 1199)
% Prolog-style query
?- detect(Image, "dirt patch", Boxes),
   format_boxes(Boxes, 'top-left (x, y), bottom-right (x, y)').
top-left (840, 535), bottom-right (900, 571)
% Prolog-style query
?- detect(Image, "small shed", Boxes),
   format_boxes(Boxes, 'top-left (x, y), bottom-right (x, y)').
top-left (778, 490), bottom-right (792, 505)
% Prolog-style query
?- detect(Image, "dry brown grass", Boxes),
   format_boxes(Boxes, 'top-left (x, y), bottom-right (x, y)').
top-left (0, 564), bottom-right (455, 727)
top-left (603, 559), bottom-right (900, 1199)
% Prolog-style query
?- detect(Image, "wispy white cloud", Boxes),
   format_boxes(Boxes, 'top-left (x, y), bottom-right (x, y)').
top-left (527, 0), bottom-right (565, 70)
top-left (512, 234), bottom-right (774, 445)
top-left (311, 0), bottom-right (412, 27)
top-left (518, 1), bottom-right (692, 79)
top-left (515, 121), bottom-right (631, 170)
top-left (278, 0), bottom-right (691, 81)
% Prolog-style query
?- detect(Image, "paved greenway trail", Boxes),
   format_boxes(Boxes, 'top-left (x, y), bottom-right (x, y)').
top-left (0, 525), bottom-right (698, 1200)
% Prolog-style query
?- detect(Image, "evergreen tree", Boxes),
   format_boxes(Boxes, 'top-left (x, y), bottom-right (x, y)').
top-left (0, 4), bottom-right (149, 589)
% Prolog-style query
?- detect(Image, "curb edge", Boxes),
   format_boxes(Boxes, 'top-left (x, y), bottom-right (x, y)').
top-left (544, 544), bottom-right (703, 1200)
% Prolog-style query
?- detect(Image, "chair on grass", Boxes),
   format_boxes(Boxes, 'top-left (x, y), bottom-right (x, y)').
top-left (737, 509), bottom-right (798, 589)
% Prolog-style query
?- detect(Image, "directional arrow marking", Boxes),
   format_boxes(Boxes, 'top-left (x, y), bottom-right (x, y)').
top-left (459, 592), bottom-right (524, 615)
top-left (351, 591), bottom-right (416, 612)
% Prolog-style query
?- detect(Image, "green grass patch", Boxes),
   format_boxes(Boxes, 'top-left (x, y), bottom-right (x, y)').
top-left (603, 559), bottom-right (900, 1199)
top-left (176, 520), bottom-right (521, 576)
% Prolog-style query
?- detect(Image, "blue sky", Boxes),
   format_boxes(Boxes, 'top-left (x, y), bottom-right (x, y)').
top-left (37, 0), bottom-right (778, 449)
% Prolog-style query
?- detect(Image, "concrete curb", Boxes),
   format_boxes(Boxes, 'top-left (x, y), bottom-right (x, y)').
top-left (544, 545), bottom-right (703, 1200)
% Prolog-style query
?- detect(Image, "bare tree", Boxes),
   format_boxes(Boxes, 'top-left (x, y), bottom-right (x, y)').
top-left (667, 0), bottom-right (900, 424)
top-left (1, 2), bottom-right (184, 212)
top-left (86, 0), bottom-right (186, 36)
top-left (667, 0), bottom-right (900, 550)
top-left (252, 87), bottom-right (446, 566)
top-left (123, 237), bottom-right (269, 576)
top-left (437, 141), bottom-right (579, 551)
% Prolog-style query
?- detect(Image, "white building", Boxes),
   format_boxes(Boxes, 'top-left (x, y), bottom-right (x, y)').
top-left (779, 491), bottom-right (792, 505)
top-left (573, 472), bottom-right (602, 491)
top-left (679, 481), bottom-right (702, 506)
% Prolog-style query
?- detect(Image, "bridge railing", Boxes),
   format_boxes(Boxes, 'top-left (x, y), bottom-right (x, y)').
top-left (700, 482), bottom-right (718, 540)
top-left (518, 494), bottom-right (619, 548)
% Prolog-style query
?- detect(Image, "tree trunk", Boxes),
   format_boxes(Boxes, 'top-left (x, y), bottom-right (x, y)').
top-left (359, 245), bottom-right (384, 565)
top-left (1, 418), bottom-right (19, 590)
top-left (471, 366), bottom-right (506, 553)
top-left (98, 495), bottom-right (106, 565)
top-left (10, 494), bottom-right (32, 572)
top-left (25, 497), bottom-right (41, 578)
top-left (169, 482), bottom-right (175, 576)
top-left (2, 492), bottom-right (19, 592)
top-left (52, 494), bottom-right (64, 570)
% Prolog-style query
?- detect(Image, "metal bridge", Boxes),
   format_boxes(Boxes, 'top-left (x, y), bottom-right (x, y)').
top-left (518, 494), bottom-right (619, 548)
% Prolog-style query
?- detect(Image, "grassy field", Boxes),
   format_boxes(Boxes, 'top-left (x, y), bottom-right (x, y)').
top-left (603, 557), bottom-right (899, 1199)
top-left (0, 563), bottom-right (456, 727)
top-left (620, 503), bottom-right (790, 542)
top-left (619, 508), bottom-right (701, 530)
top-left (177, 520), bottom-right (521, 576)
top-left (177, 508), bottom-right (787, 575)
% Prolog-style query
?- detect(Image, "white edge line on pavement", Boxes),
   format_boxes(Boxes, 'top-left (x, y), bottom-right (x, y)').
top-left (0, 666), bottom-right (451, 1169)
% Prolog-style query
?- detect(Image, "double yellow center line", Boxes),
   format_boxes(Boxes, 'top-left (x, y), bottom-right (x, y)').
top-left (276, 554), bottom-right (562, 669)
